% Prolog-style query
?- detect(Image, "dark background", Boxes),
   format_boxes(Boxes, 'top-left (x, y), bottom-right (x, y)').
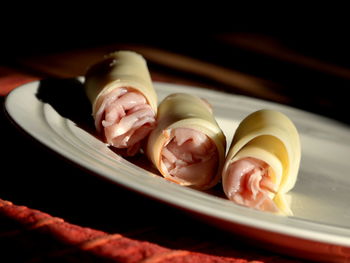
top-left (2, 5), bottom-right (350, 206)
top-left (2, 6), bottom-right (350, 63)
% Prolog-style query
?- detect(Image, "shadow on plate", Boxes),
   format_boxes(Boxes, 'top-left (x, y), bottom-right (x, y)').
top-left (36, 78), bottom-right (95, 133)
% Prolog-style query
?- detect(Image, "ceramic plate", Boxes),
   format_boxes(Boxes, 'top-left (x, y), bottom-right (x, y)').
top-left (5, 79), bottom-right (350, 262)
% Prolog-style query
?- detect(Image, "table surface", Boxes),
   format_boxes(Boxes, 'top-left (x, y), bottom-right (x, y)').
top-left (1, 33), bottom-right (349, 263)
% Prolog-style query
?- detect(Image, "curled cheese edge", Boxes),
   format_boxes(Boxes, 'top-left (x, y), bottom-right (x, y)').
top-left (222, 109), bottom-right (301, 215)
top-left (147, 93), bottom-right (226, 190)
top-left (84, 50), bottom-right (158, 118)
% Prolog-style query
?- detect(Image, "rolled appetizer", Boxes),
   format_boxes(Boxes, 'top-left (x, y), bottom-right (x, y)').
top-left (222, 109), bottom-right (301, 214)
top-left (84, 50), bottom-right (157, 156)
top-left (147, 93), bottom-right (226, 190)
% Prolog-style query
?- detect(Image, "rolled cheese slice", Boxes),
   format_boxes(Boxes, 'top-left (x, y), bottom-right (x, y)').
top-left (222, 109), bottom-right (301, 214)
top-left (84, 50), bottom-right (157, 156)
top-left (147, 93), bottom-right (226, 190)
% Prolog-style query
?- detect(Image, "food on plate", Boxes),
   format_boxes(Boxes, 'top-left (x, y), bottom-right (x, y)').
top-left (84, 50), bottom-right (157, 156)
top-left (221, 109), bottom-right (301, 214)
top-left (146, 93), bottom-right (226, 190)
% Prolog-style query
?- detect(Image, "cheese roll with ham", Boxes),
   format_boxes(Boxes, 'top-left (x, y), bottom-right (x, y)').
top-left (84, 51), bottom-right (157, 156)
top-left (147, 93), bottom-right (226, 190)
top-left (222, 109), bottom-right (301, 215)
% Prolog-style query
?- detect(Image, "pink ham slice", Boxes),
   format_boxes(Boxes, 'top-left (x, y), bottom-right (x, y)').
top-left (161, 128), bottom-right (218, 188)
top-left (95, 87), bottom-right (156, 156)
top-left (223, 157), bottom-right (279, 212)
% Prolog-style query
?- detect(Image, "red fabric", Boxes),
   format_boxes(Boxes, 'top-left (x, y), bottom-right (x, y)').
top-left (0, 199), bottom-right (254, 263)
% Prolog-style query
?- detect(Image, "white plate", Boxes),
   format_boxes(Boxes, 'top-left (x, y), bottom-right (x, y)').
top-left (5, 79), bottom-right (350, 262)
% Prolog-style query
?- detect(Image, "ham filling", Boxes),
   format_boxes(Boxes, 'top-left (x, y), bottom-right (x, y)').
top-left (223, 157), bottom-right (279, 212)
top-left (95, 88), bottom-right (156, 155)
top-left (161, 128), bottom-right (218, 188)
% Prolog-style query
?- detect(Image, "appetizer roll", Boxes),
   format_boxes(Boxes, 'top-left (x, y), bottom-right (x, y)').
top-left (147, 93), bottom-right (226, 190)
top-left (222, 109), bottom-right (301, 214)
top-left (84, 50), bottom-right (157, 156)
